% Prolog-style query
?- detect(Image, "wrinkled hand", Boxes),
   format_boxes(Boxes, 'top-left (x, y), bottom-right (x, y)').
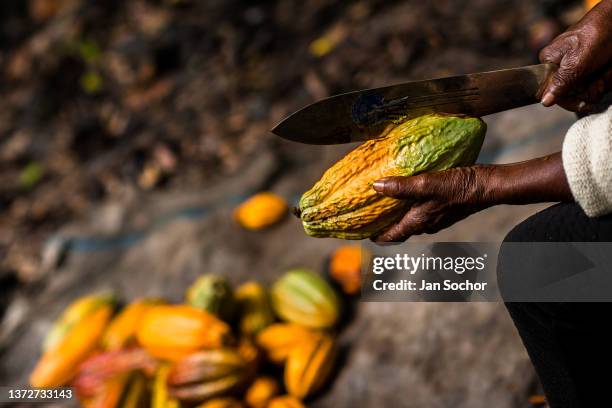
top-left (539, 0), bottom-right (612, 112)
top-left (372, 166), bottom-right (494, 243)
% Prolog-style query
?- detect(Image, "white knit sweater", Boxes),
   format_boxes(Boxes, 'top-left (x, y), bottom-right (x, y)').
top-left (562, 105), bottom-right (612, 217)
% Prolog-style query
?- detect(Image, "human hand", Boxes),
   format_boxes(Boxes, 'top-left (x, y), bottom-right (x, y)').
top-left (371, 153), bottom-right (572, 243)
top-left (371, 166), bottom-right (494, 242)
top-left (539, 0), bottom-right (612, 112)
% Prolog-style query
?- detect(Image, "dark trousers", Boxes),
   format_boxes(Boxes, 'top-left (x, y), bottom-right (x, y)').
top-left (499, 203), bottom-right (612, 407)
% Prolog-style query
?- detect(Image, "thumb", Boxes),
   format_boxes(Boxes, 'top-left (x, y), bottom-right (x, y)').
top-left (372, 175), bottom-right (429, 199)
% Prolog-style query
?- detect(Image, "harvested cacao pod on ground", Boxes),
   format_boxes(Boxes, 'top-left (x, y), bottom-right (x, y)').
top-left (234, 192), bottom-right (288, 230)
top-left (245, 376), bottom-right (280, 408)
top-left (285, 333), bottom-right (336, 400)
top-left (136, 305), bottom-right (232, 361)
top-left (329, 246), bottom-right (367, 295)
top-left (267, 395), bottom-right (306, 408)
top-left (186, 274), bottom-right (235, 321)
top-left (30, 303), bottom-right (113, 387)
top-left (166, 348), bottom-right (250, 403)
top-left (298, 114), bottom-right (486, 239)
top-left (153, 365), bottom-right (180, 408)
top-left (43, 293), bottom-right (115, 352)
top-left (271, 269), bottom-right (340, 329)
top-left (235, 282), bottom-right (275, 336)
top-left (73, 348), bottom-right (157, 397)
top-left (197, 397), bottom-right (245, 408)
top-left (102, 298), bottom-right (161, 351)
top-left (256, 324), bottom-right (316, 364)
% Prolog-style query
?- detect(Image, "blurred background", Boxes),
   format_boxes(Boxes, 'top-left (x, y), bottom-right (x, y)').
top-left (0, 0), bottom-right (595, 406)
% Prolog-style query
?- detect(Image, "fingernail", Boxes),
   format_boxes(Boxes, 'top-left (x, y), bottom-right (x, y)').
top-left (373, 180), bottom-right (385, 191)
top-left (541, 92), bottom-right (555, 107)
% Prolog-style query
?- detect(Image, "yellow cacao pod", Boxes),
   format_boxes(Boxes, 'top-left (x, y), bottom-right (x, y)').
top-left (43, 293), bottom-right (115, 352)
top-left (167, 348), bottom-right (249, 403)
top-left (197, 397), bottom-right (245, 408)
top-left (153, 365), bottom-right (180, 408)
top-left (30, 305), bottom-right (113, 387)
top-left (245, 376), bottom-right (279, 408)
top-left (271, 269), bottom-right (340, 329)
top-left (298, 114), bottom-right (486, 239)
top-left (329, 246), bottom-right (367, 295)
top-left (186, 274), bottom-right (235, 321)
top-left (102, 298), bottom-right (161, 351)
top-left (234, 192), bottom-right (288, 230)
top-left (136, 305), bottom-right (232, 361)
top-left (235, 282), bottom-right (275, 336)
top-left (267, 395), bottom-right (305, 408)
top-left (284, 333), bottom-right (336, 400)
top-left (256, 323), bottom-right (316, 364)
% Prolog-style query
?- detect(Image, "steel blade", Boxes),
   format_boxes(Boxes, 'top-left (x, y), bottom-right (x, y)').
top-left (271, 64), bottom-right (554, 144)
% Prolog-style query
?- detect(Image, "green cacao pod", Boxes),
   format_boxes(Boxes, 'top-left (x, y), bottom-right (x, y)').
top-left (298, 114), bottom-right (486, 239)
top-left (235, 282), bottom-right (275, 336)
top-left (270, 269), bottom-right (340, 329)
top-left (186, 274), bottom-right (235, 321)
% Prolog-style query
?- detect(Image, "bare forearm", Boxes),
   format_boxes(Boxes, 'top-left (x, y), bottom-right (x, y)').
top-left (485, 152), bottom-right (573, 205)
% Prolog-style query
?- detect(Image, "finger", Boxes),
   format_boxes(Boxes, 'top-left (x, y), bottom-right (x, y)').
top-left (374, 207), bottom-right (428, 243)
top-left (373, 175), bottom-right (430, 200)
top-left (539, 37), bottom-right (568, 65)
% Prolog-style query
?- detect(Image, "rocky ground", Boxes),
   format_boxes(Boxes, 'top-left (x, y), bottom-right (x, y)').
top-left (0, 0), bottom-right (586, 406)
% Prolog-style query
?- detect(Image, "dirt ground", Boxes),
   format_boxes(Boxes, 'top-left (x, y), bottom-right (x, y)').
top-left (0, 0), bottom-right (587, 406)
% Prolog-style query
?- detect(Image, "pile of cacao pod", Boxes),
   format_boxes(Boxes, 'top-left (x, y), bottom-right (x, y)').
top-left (29, 248), bottom-right (364, 408)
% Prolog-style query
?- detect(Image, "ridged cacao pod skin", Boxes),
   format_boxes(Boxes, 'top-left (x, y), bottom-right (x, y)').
top-left (245, 376), bottom-right (279, 408)
top-left (256, 324), bottom-right (316, 364)
top-left (30, 303), bottom-right (113, 388)
top-left (186, 275), bottom-right (235, 321)
top-left (298, 114), bottom-right (486, 239)
top-left (271, 269), bottom-right (340, 329)
top-left (284, 333), bottom-right (336, 400)
top-left (43, 293), bottom-right (115, 352)
top-left (166, 348), bottom-right (249, 403)
top-left (102, 298), bottom-right (161, 351)
top-left (235, 282), bottom-right (275, 336)
top-left (267, 395), bottom-right (305, 408)
top-left (136, 305), bottom-right (232, 361)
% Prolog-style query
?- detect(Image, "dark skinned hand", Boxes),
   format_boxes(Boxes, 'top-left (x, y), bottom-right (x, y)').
top-left (373, 154), bottom-right (572, 243)
top-left (539, 0), bottom-right (612, 112)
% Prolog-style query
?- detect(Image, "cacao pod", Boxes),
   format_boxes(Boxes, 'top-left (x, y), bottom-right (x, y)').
top-left (73, 348), bottom-right (157, 397)
top-left (120, 372), bottom-right (150, 408)
top-left (234, 192), bottom-right (288, 230)
top-left (329, 246), bottom-right (367, 295)
top-left (153, 365), bottom-right (180, 408)
top-left (235, 282), bottom-right (275, 336)
top-left (167, 348), bottom-right (249, 403)
top-left (136, 305), bottom-right (232, 361)
top-left (30, 304), bottom-right (113, 387)
top-left (256, 324), bottom-right (316, 364)
top-left (267, 395), bottom-right (305, 408)
top-left (284, 333), bottom-right (336, 400)
top-left (271, 269), bottom-right (340, 329)
top-left (245, 376), bottom-right (279, 408)
top-left (43, 293), bottom-right (115, 352)
top-left (186, 274), bottom-right (235, 321)
top-left (102, 298), bottom-right (161, 351)
top-left (298, 114), bottom-right (486, 239)
top-left (81, 373), bottom-right (129, 408)
top-left (197, 397), bottom-right (245, 408)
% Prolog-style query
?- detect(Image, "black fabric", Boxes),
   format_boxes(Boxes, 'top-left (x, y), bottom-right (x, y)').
top-left (499, 202), bottom-right (612, 408)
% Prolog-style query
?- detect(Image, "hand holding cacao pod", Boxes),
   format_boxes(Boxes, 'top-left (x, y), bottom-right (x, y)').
top-left (298, 114), bottom-right (486, 239)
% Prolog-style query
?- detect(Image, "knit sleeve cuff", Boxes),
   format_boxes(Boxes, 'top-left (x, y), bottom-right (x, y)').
top-left (562, 106), bottom-right (612, 217)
